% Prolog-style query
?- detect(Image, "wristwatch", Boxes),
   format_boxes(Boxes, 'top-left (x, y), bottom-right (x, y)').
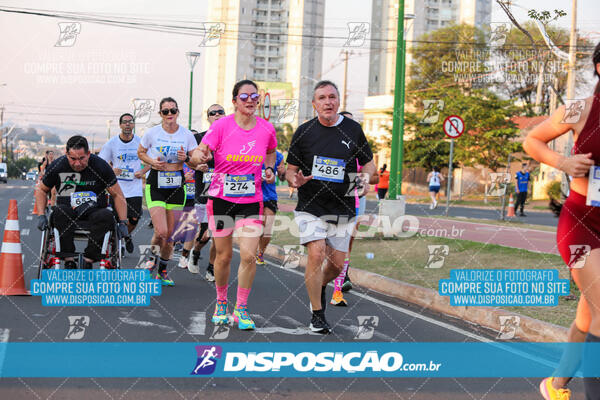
top-left (265, 166), bottom-right (275, 174)
top-left (185, 155), bottom-right (190, 163)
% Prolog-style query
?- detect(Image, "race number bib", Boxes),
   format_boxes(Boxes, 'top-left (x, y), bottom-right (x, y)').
top-left (586, 166), bottom-right (600, 206)
top-left (312, 156), bottom-right (346, 183)
top-left (224, 174), bottom-right (255, 197)
top-left (261, 169), bottom-right (267, 180)
top-left (118, 167), bottom-right (134, 181)
top-left (70, 191), bottom-right (97, 208)
top-left (185, 182), bottom-right (195, 198)
top-left (203, 168), bottom-right (214, 184)
top-left (157, 171), bottom-right (182, 189)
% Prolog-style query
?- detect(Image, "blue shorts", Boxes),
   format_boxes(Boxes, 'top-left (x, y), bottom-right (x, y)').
top-left (429, 185), bottom-right (440, 193)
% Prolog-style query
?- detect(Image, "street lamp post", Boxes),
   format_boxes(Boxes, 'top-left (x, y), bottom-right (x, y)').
top-left (185, 52), bottom-right (201, 130)
top-left (389, 5), bottom-right (414, 199)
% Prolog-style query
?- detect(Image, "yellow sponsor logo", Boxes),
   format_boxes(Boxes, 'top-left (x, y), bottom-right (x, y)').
top-left (226, 154), bottom-right (263, 163)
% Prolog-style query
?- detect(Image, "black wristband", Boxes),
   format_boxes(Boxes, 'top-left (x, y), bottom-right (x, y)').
top-left (185, 155), bottom-right (190, 163)
top-left (119, 220), bottom-right (128, 225)
top-left (265, 166), bottom-right (275, 174)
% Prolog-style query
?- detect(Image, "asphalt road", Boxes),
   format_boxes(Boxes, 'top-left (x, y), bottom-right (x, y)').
top-left (0, 179), bottom-right (580, 399)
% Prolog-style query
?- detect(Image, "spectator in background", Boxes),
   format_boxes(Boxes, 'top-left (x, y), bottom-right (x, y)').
top-left (515, 163), bottom-right (530, 217)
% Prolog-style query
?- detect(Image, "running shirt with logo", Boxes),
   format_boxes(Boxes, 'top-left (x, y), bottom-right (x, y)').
top-left (140, 124), bottom-right (197, 165)
top-left (287, 116), bottom-right (373, 218)
top-left (261, 150), bottom-right (284, 202)
top-left (201, 114), bottom-right (277, 204)
top-left (429, 172), bottom-right (441, 187)
top-left (98, 135), bottom-right (143, 198)
top-left (193, 131), bottom-right (215, 205)
top-left (42, 154), bottom-right (117, 208)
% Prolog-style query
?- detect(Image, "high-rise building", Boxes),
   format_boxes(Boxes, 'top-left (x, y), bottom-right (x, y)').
top-left (201, 0), bottom-right (324, 129)
top-left (364, 0), bottom-right (491, 167)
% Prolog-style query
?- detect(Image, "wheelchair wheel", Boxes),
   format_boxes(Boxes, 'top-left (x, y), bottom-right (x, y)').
top-left (37, 228), bottom-right (54, 279)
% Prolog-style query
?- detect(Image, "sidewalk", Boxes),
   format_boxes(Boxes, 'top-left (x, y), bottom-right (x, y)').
top-left (277, 202), bottom-right (559, 255)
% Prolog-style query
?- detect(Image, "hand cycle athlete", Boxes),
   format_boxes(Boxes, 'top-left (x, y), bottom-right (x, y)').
top-left (192, 80), bottom-right (277, 330)
top-left (99, 113), bottom-right (150, 255)
top-left (137, 97), bottom-right (198, 286)
top-left (35, 135), bottom-right (130, 269)
top-left (524, 42), bottom-right (600, 400)
top-left (187, 105), bottom-right (226, 281)
top-left (286, 80), bottom-right (376, 334)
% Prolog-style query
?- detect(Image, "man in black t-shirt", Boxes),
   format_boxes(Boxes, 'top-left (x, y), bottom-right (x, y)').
top-left (286, 80), bottom-right (377, 334)
top-left (36, 135), bottom-right (129, 268)
top-left (186, 104), bottom-right (225, 280)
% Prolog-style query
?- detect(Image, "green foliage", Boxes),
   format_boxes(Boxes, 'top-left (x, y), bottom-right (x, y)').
top-left (404, 86), bottom-right (521, 172)
top-left (527, 9), bottom-right (567, 24)
top-left (7, 157), bottom-right (37, 178)
top-left (275, 123), bottom-right (295, 151)
top-left (546, 180), bottom-right (561, 201)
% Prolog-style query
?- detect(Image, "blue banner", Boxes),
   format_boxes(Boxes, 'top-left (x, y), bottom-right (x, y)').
top-left (0, 342), bottom-right (598, 378)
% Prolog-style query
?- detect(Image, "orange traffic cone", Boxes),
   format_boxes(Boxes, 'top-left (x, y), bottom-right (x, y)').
top-left (0, 199), bottom-right (30, 295)
top-left (507, 193), bottom-right (516, 218)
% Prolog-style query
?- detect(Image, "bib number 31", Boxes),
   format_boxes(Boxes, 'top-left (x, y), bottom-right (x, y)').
top-left (158, 171), bottom-right (182, 189)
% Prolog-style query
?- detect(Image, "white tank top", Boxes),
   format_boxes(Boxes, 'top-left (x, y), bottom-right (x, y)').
top-left (429, 172), bottom-right (440, 186)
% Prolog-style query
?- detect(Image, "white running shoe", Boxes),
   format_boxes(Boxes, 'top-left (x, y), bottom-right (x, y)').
top-left (433, 200), bottom-right (438, 209)
top-left (429, 203), bottom-right (434, 210)
top-left (177, 254), bottom-right (188, 269)
top-left (188, 255), bottom-right (200, 274)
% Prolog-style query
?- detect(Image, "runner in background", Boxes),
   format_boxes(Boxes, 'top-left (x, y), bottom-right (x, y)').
top-left (331, 111), bottom-right (379, 304)
top-left (286, 81), bottom-right (376, 333)
top-left (256, 149), bottom-right (285, 265)
top-left (176, 162), bottom-right (200, 268)
top-left (188, 104), bottom-right (225, 281)
top-left (427, 166), bottom-right (443, 209)
top-left (524, 42), bottom-right (600, 400)
top-left (137, 97), bottom-right (198, 286)
top-left (38, 150), bottom-right (57, 206)
top-left (192, 80), bottom-right (276, 330)
top-left (99, 113), bottom-right (150, 254)
top-left (377, 164), bottom-right (389, 201)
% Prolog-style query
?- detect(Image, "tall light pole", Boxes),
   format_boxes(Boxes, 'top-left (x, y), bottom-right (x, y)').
top-left (186, 52), bottom-right (201, 130)
top-left (388, 5), bottom-right (414, 199)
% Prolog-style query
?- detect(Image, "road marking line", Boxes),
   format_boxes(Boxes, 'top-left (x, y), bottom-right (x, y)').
top-left (186, 312), bottom-right (206, 335)
top-left (251, 314), bottom-right (319, 336)
top-left (26, 216), bottom-right (33, 221)
top-left (118, 317), bottom-right (176, 334)
top-left (21, 229), bottom-right (30, 236)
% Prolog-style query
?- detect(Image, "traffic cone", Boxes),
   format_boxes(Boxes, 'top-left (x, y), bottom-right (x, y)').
top-left (0, 199), bottom-right (30, 295)
top-left (507, 193), bottom-right (516, 218)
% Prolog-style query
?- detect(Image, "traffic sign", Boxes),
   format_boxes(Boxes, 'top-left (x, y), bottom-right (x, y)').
top-left (263, 92), bottom-right (271, 121)
top-left (443, 115), bottom-right (465, 139)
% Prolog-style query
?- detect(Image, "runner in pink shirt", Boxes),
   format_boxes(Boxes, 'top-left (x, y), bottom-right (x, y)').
top-left (192, 79), bottom-right (276, 331)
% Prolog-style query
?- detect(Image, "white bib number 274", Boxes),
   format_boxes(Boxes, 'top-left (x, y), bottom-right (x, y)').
top-left (223, 174), bottom-right (255, 197)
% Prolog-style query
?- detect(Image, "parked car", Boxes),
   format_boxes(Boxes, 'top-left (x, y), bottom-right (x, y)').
top-left (0, 163), bottom-right (7, 183)
top-left (26, 171), bottom-right (37, 181)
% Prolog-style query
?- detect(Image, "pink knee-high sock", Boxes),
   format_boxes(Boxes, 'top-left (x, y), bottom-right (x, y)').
top-left (334, 258), bottom-right (350, 292)
top-left (236, 287), bottom-right (252, 307)
top-left (216, 284), bottom-right (228, 302)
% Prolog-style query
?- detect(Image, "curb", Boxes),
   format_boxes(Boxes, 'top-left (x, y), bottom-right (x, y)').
top-left (261, 243), bottom-right (567, 343)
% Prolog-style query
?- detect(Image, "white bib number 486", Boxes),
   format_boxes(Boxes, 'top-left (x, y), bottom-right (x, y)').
top-left (312, 156), bottom-right (346, 183)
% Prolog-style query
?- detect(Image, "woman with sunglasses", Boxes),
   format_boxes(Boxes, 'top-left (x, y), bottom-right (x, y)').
top-left (192, 80), bottom-right (277, 330)
top-left (137, 97), bottom-right (198, 285)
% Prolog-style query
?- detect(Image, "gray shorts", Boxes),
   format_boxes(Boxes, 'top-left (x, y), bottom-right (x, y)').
top-left (294, 211), bottom-right (354, 252)
top-left (194, 203), bottom-right (208, 224)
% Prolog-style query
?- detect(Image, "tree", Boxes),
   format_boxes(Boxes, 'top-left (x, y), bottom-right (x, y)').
top-left (495, 21), bottom-right (591, 115)
top-left (403, 86), bottom-right (521, 172)
top-left (275, 123), bottom-right (295, 151)
top-left (7, 157), bottom-right (37, 178)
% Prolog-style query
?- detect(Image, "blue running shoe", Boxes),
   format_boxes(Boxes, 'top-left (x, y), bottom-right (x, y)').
top-left (233, 305), bottom-right (255, 330)
top-left (212, 300), bottom-right (228, 325)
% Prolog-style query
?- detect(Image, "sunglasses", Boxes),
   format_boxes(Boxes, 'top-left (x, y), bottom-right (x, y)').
top-left (208, 109), bottom-right (225, 117)
top-left (236, 93), bottom-right (260, 102)
top-left (160, 108), bottom-right (178, 116)
top-left (121, 119), bottom-right (135, 125)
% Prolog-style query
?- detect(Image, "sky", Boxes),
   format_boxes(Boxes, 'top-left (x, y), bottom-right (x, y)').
top-left (0, 0), bottom-right (599, 147)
